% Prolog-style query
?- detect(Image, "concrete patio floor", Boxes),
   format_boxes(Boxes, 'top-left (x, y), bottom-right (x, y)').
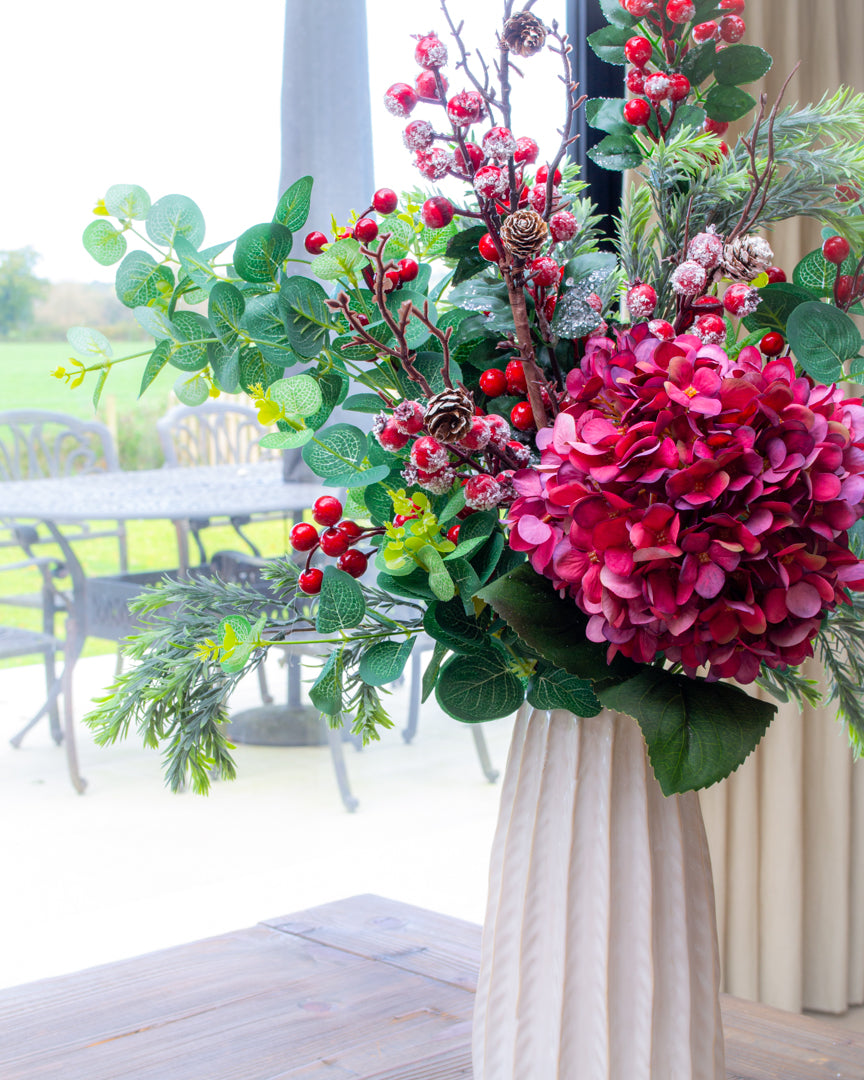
top-left (2, 652), bottom-right (862, 1036)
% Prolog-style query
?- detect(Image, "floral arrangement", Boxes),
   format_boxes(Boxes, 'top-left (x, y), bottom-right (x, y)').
top-left (74, 0), bottom-right (864, 797)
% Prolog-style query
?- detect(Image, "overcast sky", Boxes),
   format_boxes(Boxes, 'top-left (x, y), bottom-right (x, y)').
top-left (1, 0), bottom-right (566, 284)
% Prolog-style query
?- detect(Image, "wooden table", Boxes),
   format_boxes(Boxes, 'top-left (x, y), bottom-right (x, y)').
top-left (1, 895), bottom-right (862, 1079)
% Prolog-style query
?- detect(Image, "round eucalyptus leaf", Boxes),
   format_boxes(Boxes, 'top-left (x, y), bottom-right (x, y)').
top-left (435, 649), bottom-right (524, 722)
top-left (115, 250), bottom-right (174, 309)
top-left (82, 220), bottom-right (127, 266)
top-left (173, 373), bottom-right (210, 407)
top-left (104, 184), bottom-right (151, 220)
top-left (269, 374), bottom-right (323, 419)
top-left (146, 194), bottom-right (206, 249)
top-left (234, 222), bottom-right (294, 283)
top-left (67, 326), bottom-right (113, 358)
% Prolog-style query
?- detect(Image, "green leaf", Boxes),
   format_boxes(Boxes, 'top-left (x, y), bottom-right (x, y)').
top-left (421, 642), bottom-right (449, 703)
top-left (585, 98), bottom-right (631, 137)
top-left (598, 667), bottom-right (775, 795)
top-left (302, 423), bottom-right (367, 480)
top-left (241, 293), bottom-right (297, 365)
top-left (92, 367), bottom-right (110, 409)
top-left (445, 510), bottom-right (497, 561)
top-left (133, 305), bottom-right (174, 342)
top-left (274, 176), bottom-right (313, 231)
top-left (588, 134), bottom-right (643, 171)
top-left (358, 638), bottom-right (415, 686)
top-left (376, 568), bottom-right (436, 602)
top-left (680, 40), bottom-right (717, 85)
top-left (445, 557), bottom-right (481, 612)
top-left (563, 251), bottom-right (619, 283)
top-left (173, 373), bottom-right (209, 407)
top-left (234, 222), bottom-right (294, 283)
top-left (279, 276), bottom-right (334, 358)
top-left (396, 352), bottom-right (463, 401)
top-left (713, 45), bottom-right (773, 86)
top-left (423, 599), bottom-right (487, 655)
top-left (666, 104), bottom-right (707, 139)
top-left (378, 213), bottom-right (416, 259)
top-left (138, 340), bottom-right (170, 397)
top-left (82, 220), bottom-right (127, 266)
top-left (259, 429), bottom-right (313, 449)
top-left (208, 281), bottom-right (245, 349)
top-left (310, 649), bottom-right (343, 716)
top-left (417, 544), bottom-right (455, 601)
top-left (343, 392), bottom-right (386, 413)
top-left (67, 326), bottom-right (113, 358)
top-left (436, 647), bottom-right (524, 722)
top-left (473, 531), bottom-right (506, 584)
top-left (704, 84), bottom-right (757, 122)
top-left (742, 282), bottom-right (817, 333)
top-left (438, 486), bottom-right (466, 526)
top-left (316, 566), bottom-right (366, 632)
top-left (115, 251), bottom-right (174, 309)
top-left (169, 311), bottom-right (213, 371)
top-left (238, 346), bottom-right (283, 395)
top-left (793, 247), bottom-right (857, 296)
top-left (446, 225), bottom-right (488, 260)
top-left (527, 664), bottom-right (602, 717)
top-left (311, 237), bottom-right (366, 281)
top-left (210, 345), bottom-right (240, 393)
top-left (146, 194), bottom-right (206, 249)
top-left (786, 301), bottom-right (862, 383)
top-left (587, 24), bottom-right (631, 65)
top-left (173, 235), bottom-right (225, 293)
top-left (269, 374), bottom-right (323, 419)
top-left (598, 0), bottom-right (636, 28)
top-left (104, 183), bottom-right (151, 220)
top-left (452, 254), bottom-right (489, 286)
top-left (364, 483), bottom-right (394, 526)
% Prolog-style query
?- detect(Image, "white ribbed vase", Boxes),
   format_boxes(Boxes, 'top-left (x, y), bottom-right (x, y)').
top-left (473, 707), bottom-right (725, 1080)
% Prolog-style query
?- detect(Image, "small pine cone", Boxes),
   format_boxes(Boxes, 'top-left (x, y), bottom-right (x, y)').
top-left (500, 209), bottom-right (549, 260)
top-left (501, 11), bottom-right (547, 57)
top-left (720, 234), bottom-right (774, 282)
top-left (425, 388), bottom-right (475, 443)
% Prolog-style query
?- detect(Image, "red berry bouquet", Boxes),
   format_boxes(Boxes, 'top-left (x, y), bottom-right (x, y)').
top-left (77, 0), bottom-right (864, 797)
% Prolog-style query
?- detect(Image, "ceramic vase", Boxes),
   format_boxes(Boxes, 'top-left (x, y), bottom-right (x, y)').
top-left (472, 707), bottom-right (725, 1080)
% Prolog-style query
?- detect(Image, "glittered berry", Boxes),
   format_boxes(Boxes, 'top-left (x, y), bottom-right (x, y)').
top-left (535, 164), bottom-right (562, 187)
top-left (514, 136), bottom-right (540, 165)
top-left (723, 282), bottom-right (760, 317)
top-left (447, 90), bottom-right (485, 127)
top-left (465, 474), bottom-right (502, 510)
top-left (454, 141), bottom-right (485, 172)
top-left (377, 419), bottom-right (410, 451)
top-left (485, 413), bottom-right (512, 447)
top-left (529, 184), bottom-right (558, 213)
top-left (765, 266), bottom-right (787, 284)
top-left (760, 332), bottom-right (784, 356)
top-left (415, 69), bottom-right (446, 101)
top-left (304, 231), bottom-right (327, 255)
top-left (415, 148), bottom-right (452, 180)
top-left (670, 260), bottom-right (708, 296)
top-left (446, 524), bottom-right (460, 544)
top-left (648, 319), bottom-right (675, 341)
top-left (528, 256), bottom-right (560, 288)
top-left (411, 436), bottom-right (448, 472)
top-left (505, 359), bottom-right (527, 394)
top-left (703, 117), bottom-right (729, 137)
top-left (353, 217), bottom-right (379, 244)
top-left (692, 20), bottom-right (718, 43)
top-left (668, 74), bottom-right (691, 102)
top-left (626, 283), bottom-right (657, 320)
top-left (313, 496), bottom-right (343, 527)
top-left (393, 400), bottom-right (426, 435)
top-left (549, 210), bottom-right (579, 244)
top-left (414, 32), bottom-right (447, 69)
top-left (483, 126), bottom-right (517, 159)
top-left (459, 416), bottom-right (493, 451)
top-left (623, 0), bottom-right (656, 14)
top-left (337, 549), bottom-right (368, 578)
top-left (421, 196), bottom-right (454, 229)
top-left (372, 188), bottom-right (398, 215)
top-left (479, 368), bottom-right (507, 396)
top-left (319, 527), bottom-right (349, 557)
top-left (627, 69), bottom-right (646, 94)
top-left (666, 0), bottom-right (696, 23)
top-left (823, 235), bottom-right (851, 264)
top-left (510, 401), bottom-right (535, 431)
top-left (478, 233), bottom-right (500, 262)
top-left (586, 292), bottom-right (603, 314)
top-left (687, 228), bottom-right (725, 270)
top-left (403, 119), bottom-right (435, 151)
top-left (398, 257), bottom-right (419, 283)
top-left (298, 568), bottom-right (323, 595)
top-left (337, 520), bottom-right (365, 541)
top-left (719, 14), bottom-right (745, 42)
top-left (384, 83), bottom-right (418, 118)
top-left (644, 73), bottom-right (671, 101)
top-left (694, 313), bottom-right (727, 344)
top-left (624, 98), bottom-right (652, 126)
top-left (474, 165), bottom-right (508, 199)
top-left (624, 36), bottom-right (653, 67)
top-left (290, 522), bottom-right (319, 552)
top-left (719, 0), bottom-right (745, 11)
top-left (416, 465), bottom-right (456, 495)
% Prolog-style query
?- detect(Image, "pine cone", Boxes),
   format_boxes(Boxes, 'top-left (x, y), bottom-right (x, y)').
top-left (501, 11), bottom-right (547, 57)
top-left (720, 234), bottom-right (774, 282)
top-left (500, 209), bottom-right (549, 260)
top-left (425, 388), bottom-right (474, 443)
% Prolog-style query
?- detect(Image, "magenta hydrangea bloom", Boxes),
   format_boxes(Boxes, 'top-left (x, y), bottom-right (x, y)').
top-left (506, 327), bottom-right (864, 682)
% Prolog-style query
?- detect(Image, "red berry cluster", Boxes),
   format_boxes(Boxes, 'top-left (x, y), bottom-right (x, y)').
top-left (823, 234), bottom-right (864, 310)
top-left (290, 497), bottom-right (379, 594)
top-left (478, 359), bottom-right (548, 432)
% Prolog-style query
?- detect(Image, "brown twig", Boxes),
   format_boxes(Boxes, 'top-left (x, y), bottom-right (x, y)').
top-left (544, 23), bottom-right (586, 219)
top-left (439, 0), bottom-right (500, 118)
top-left (409, 302), bottom-right (455, 389)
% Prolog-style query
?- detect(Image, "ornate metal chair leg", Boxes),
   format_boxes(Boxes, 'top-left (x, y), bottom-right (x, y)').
top-left (402, 646), bottom-right (422, 744)
top-left (44, 645), bottom-right (62, 744)
top-left (62, 618), bottom-right (87, 794)
top-left (471, 725), bottom-right (499, 784)
top-left (326, 722), bottom-right (358, 812)
top-left (9, 675), bottom-right (64, 748)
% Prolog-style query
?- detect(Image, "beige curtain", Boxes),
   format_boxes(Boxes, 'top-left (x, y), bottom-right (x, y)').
top-left (698, 4), bottom-right (864, 1015)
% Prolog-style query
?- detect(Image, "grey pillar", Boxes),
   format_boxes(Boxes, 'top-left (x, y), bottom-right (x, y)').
top-left (280, 1), bottom-right (375, 234)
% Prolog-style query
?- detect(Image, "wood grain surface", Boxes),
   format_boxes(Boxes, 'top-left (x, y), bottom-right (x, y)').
top-left (0, 894), bottom-right (860, 1078)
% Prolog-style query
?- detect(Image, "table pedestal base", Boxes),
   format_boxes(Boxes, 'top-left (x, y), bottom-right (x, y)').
top-left (224, 705), bottom-right (327, 747)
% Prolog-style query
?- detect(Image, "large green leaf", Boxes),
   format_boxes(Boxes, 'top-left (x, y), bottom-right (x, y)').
top-left (588, 133), bottom-right (644, 171)
top-left (316, 566), bottom-right (366, 633)
top-left (210, 345), bottom-right (240, 393)
top-left (82, 220), bottom-right (127, 266)
top-left (168, 310), bottom-right (212, 371)
top-left (138, 340), bottom-right (170, 397)
top-left (358, 638), bottom-right (415, 687)
top-left (310, 649), bottom-right (343, 716)
top-left (598, 667), bottom-right (775, 795)
top-left (436, 647), bottom-right (524, 722)
top-left (598, 0), bottom-right (636, 28)
top-left (526, 664), bottom-right (602, 717)
top-left (680, 40), bottom-right (717, 85)
top-left (423, 599), bottom-right (488, 655)
top-left (274, 176), bottom-right (313, 231)
top-left (104, 183), bottom-right (151, 220)
top-left (793, 247), bottom-right (858, 297)
top-left (259, 429), bottom-right (314, 450)
top-left (115, 251), bottom-right (174, 309)
top-left (446, 225), bottom-right (488, 260)
top-left (241, 293), bottom-right (297, 365)
top-left (445, 510), bottom-right (498, 561)
top-left (146, 194), bottom-right (206, 249)
top-left (704, 84), bottom-right (756, 122)
top-left (311, 237), bottom-right (366, 281)
top-left (234, 222), bottom-right (294, 283)
top-left (269, 374), bottom-right (323, 419)
top-left (238, 346), bottom-right (283, 394)
top-left (786, 301), bottom-right (862, 383)
top-left (302, 423), bottom-right (367, 480)
top-left (173, 235), bottom-right (226, 293)
top-left (173, 372), bottom-right (209, 406)
top-left (585, 97), bottom-right (631, 138)
top-left (713, 45), bottom-right (773, 86)
top-left (742, 282), bottom-right (817, 333)
top-left (208, 281), bottom-right (245, 349)
top-left (279, 276), bottom-right (334, 357)
top-left (587, 24), bottom-right (630, 64)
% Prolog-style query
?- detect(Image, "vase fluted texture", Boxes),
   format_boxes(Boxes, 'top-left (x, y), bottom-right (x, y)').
top-left (472, 707), bottom-right (725, 1080)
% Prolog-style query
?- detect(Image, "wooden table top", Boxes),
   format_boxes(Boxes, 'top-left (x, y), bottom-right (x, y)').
top-left (1, 894), bottom-right (862, 1079)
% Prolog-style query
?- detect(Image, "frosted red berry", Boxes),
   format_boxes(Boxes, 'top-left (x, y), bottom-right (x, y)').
top-left (514, 136), bottom-right (540, 165)
top-left (478, 233), bottom-right (500, 262)
top-left (290, 522), bottom-right (319, 552)
top-left (337, 520), bottom-right (365, 541)
top-left (627, 69), bottom-right (646, 94)
top-left (823, 235), bottom-right (851, 264)
top-left (549, 210), bottom-right (579, 243)
top-left (414, 32), bottom-right (447, 69)
top-left (668, 74), bottom-right (691, 102)
top-left (505, 360), bottom-right (527, 394)
top-left (446, 524), bottom-right (460, 545)
top-left (644, 74), bottom-right (671, 101)
top-left (398, 257), bottom-right (419, 283)
top-left (421, 196), bottom-right (454, 229)
top-left (377, 419), bottom-right (410, 451)
top-left (474, 165), bottom-right (508, 199)
top-left (313, 496), bottom-right (343, 527)
top-left (624, 36), bottom-right (653, 68)
top-left (529, 256), bottom-right (560, 289)
top-left (483, 126), bottom-right (517, 159)
top-left (415, 70), bottom-right (446, 101)
top-left (666, 0), bottom-right (696, 23)
top-left (623, 0), bottom-right (657, 14)
top-left (465, 474), bottom-right (502, 511)
top-left (459, 416), bottom-right (492, 451)
top-left (403, 119), bottom-right (435, 151)
top-left (384, 83), bottom-right (418, 118)
top-left (479, 368), bottom-right (507, 396)
top-left (692, 20), bottom-right (718, 43)
top-left (535, 164), bottom-right (562, 187)
top-left (415, 148), bottom-right (452, 180)
top-left (304, 231), bottom-right (327, 255)
top-left (703, 117), bottom-right (729, 136)
top-left (454, 141), bottom-right (485, 172)
top-left (626, 283), bottom-right (657, 320)
top-left (766, 266), bottom-right (787, 284)
top-left (530, 184), bottom-right (558, 213)
top-left (760, 332), bottom-right (785, 357)
top-left (723, 282), bottom-right (759, 317)
top-left (694, 314), bottom-right (727, 344)
top-left (447, 90), bottom-right (485, 127)
top-left (719, 14), bottom-right (745, 42)
top-left (719, 0), bottom-right (745, 11)
top-left (648, 319), bottom-right (675, 341)
top-left (337, 549), bottom-right (368, 578)
top-left (393, 400), bottom-right (425, 435)
top-left (372, 188), bottom-right (398, 214)
top-left (624, 98), bottom-right (651, 126)
top-left (298, 568), bottom-right (323, 595)
top-left (411, 436), bottom-right (448, 471)
top-left (353, 217), bottom-right (379, 244)
top-left (510, 401), bottom-right (535, 431)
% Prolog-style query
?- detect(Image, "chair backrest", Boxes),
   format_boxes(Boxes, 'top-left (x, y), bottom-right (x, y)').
top-left (157, 402), bottom-right (281, 467)
top-left (0, 410), bottom-right (119, 482)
